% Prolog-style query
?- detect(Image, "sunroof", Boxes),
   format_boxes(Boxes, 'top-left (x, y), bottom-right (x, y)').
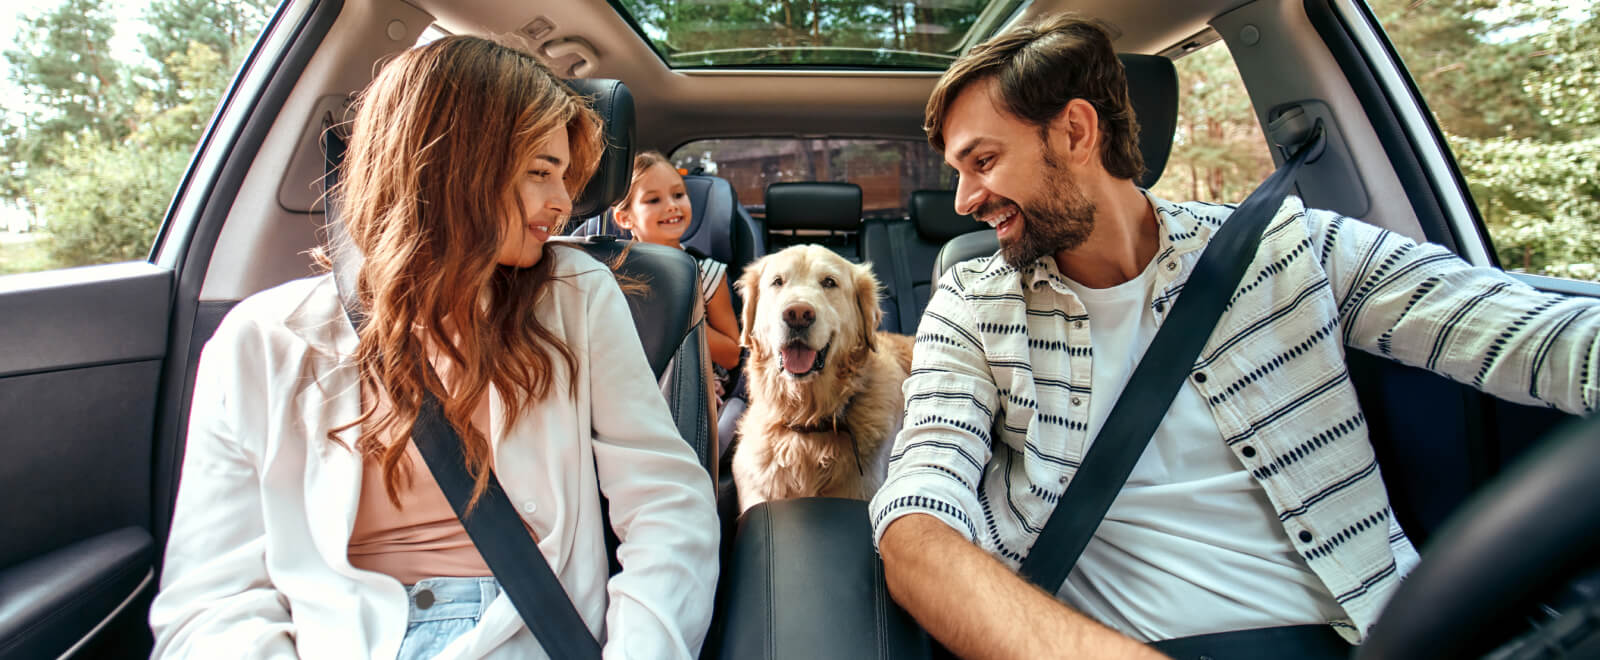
top-left (612, 0), bottom-right (1027, 69)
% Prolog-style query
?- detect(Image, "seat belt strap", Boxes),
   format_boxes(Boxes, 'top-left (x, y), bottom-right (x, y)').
top-left (1017, 124), bottom-right (1325, 594)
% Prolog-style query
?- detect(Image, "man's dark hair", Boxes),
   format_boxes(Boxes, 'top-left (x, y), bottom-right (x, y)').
top-left (925, 13), bottom-right (1144, 182)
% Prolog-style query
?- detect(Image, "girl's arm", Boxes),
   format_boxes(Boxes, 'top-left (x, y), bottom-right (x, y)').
top-left (149, 322), bottom-right (297, 659)
top-left (704, 275), bottom-right (742, 370)
top-left (584, 270), bottom-right (721, 659)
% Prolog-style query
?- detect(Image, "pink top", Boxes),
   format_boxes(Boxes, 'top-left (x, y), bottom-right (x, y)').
top-left (346, 441), bottom-right (498, 585)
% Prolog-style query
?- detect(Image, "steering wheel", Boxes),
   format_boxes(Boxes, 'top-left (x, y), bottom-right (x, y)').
top-left (1356, 414), bottom-right (1600, 659)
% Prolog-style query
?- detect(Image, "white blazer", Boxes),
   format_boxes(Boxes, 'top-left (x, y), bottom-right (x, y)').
top-left (150, 248), bottom-right (721, 659)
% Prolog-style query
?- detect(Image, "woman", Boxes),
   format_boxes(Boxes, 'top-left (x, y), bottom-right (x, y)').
top-left (149, 36), bottom-right (719, 659)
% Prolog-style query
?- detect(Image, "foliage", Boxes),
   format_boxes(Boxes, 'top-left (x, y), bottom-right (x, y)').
top-left (1148, 44), bottom-right (1274, 204)
top-left (0, 0), bottom-right (273, 272)
top-left (1155, 0), bottom-right (1600, 281)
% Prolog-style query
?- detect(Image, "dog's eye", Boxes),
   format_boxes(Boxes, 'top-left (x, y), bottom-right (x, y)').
top-left (770, 275), bottom-right (784, 287)
top-left (820, 276), bottom-right (837, 289)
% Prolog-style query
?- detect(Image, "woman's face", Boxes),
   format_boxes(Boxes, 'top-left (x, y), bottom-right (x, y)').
top-left (617, 163), bottom-right (692, 247)
top-left (497, 124), bottom-right (573, 268)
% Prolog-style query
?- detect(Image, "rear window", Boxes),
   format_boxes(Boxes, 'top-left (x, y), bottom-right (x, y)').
top-left (671, 138), bottom-right (956, 220)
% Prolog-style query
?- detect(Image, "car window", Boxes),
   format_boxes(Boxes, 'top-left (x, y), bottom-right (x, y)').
top-left (671, 138), bottom-right (957, 219)
top-left (0, 0), bottom-right (275, 277)
top-left (1374, 0), bottom-right (1600, 282)
top-left (1148, 40), bottom-right (1275, 205)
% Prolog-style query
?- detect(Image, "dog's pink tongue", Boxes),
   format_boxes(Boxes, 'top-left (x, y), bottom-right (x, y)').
top-left (782, 345), bottom-right (817, 374)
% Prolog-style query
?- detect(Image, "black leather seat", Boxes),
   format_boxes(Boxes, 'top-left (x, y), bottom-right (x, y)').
top-left (562, 80), bottom-right (718, 481)
top-left (861, 190), bottom-right (980, 333)
top-left (764, 182), bottom-right (865, 262)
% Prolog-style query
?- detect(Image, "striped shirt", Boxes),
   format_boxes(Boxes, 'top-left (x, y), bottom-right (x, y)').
top-left (869, 193), bottom-right (1600, 642)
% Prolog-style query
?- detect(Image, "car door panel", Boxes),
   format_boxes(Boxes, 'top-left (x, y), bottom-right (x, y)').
top-left (0, 264), bottom-right (172, 659)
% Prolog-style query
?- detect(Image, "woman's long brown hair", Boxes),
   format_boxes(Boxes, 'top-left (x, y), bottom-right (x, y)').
top-left (330, 35), bottom-right (604, 509)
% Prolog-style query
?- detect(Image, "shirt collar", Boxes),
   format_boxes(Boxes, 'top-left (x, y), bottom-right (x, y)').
top-left (1014, 190), bottom-right (1211, 292)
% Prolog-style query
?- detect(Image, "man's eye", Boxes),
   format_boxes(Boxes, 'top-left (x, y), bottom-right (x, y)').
top-left (770, 275), bottom-right (784, 287)
top-left (820, 276), bottom-right (837, 289)
top-left (975, 156), bottom-right (993, 170)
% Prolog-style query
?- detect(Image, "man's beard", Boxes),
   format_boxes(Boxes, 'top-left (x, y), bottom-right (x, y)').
top-left (978, 152), bottom-right (1097, 269)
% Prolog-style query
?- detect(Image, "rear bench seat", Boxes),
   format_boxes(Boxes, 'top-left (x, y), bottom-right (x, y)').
top-left (764, 182), bottom-right (864, 262)
top-left (861, 190), bottom-right (981, 334)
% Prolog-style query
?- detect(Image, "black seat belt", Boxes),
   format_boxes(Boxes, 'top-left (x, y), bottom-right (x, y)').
top-left (1017, 119), bottom-right (1325, 594)
top-left (322, 128), bottom-right (603, 659)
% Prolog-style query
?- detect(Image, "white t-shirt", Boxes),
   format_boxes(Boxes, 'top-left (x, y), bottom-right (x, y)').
top-left (1055, 254), bottom-right (1344, 643)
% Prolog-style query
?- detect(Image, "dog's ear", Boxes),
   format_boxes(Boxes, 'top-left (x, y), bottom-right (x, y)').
top-left (736, 257), bottom-right (764, 351)
top-left (853, 262), bottom-right (882, 353)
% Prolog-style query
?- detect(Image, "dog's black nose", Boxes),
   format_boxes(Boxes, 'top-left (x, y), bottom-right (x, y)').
top-left (783, 304), bottom-right (815, 330)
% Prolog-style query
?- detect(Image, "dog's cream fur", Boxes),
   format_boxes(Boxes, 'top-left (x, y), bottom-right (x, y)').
top-left (732, 245), bottom-right (915, 513)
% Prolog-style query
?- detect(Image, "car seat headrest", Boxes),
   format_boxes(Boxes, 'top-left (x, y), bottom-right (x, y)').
top-left (764, 182), bottom-right (863, 231)
top-left (909, 190), bottom-right (979, 242)
top-left (566, 78), bottom-right (635, 218)
top-left (1117, 53), bottom-right (1177, 189)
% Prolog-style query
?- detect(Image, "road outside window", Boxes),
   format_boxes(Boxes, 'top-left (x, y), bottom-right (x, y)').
top-left (1376, 0), bottom-right (1600, 282)
top-left (0, 0), bottom-right (274, 277)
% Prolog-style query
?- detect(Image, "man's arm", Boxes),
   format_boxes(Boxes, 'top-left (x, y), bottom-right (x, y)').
top-left (1312, 207), bottom-right (1600, 414)
top-left (880, 514), bottom-right (1163, 660)
top-left (870, 267), bottom-right (1159, 659)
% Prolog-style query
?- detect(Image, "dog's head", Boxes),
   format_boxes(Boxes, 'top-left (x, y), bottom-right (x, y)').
top-left (737, 245), bottom-right (884, 382)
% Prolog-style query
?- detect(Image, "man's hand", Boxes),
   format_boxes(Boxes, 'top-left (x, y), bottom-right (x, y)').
top-left (879, 514), bottom-right (1165, 660)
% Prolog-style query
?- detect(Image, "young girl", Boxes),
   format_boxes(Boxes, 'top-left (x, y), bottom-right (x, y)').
top-left (150, 37), bottom-right (719, 659)
top-left (612, 152), bottom-right (742, 381)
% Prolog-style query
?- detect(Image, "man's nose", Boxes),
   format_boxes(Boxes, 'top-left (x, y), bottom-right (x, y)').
top-left (783, 303), bottom-right (815, 330)
top-left (954, 174), bottom-right (986, 218)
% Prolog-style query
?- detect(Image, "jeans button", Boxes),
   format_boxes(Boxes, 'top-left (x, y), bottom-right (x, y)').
top-left (414, 588), bottom-right (435, 609)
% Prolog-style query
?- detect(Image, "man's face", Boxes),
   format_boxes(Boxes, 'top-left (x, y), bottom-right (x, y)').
top-left (942, 78), bottom-right (1097, 268)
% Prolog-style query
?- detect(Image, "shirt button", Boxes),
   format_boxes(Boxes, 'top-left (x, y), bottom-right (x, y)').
top-left (521, 501), bottom-right (538, 514)
top-left (1153, 301), bottom-right (1166, 314)
top-left (1166, 261), bottom-right (1177, 271)
top-left (1241, 445), bottom-right (1256, 458)
top-left (1298, 530), bottom-right (1314, 543)
top-left (1071, 396), bottom-right (1083, 407)
top-left (1059, 475), bottom-right (1068, 485)
top-left (1073, 320), bottom-right (1084, 329)
top-left (1193, 372), bottom-right (1207, 384)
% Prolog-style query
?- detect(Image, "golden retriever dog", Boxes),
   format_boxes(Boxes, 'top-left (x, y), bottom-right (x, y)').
top-left (732, 245), bottom-right (915, 513)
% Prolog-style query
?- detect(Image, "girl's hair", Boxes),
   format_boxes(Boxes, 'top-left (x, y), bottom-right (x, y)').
top-left (611, 150), bottom-right (675, 216)
top-left (330, 35), bottom-right (604, 509)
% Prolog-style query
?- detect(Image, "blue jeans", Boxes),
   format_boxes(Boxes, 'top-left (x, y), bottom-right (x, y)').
top-left (395, 577), bottom-right (500, 660)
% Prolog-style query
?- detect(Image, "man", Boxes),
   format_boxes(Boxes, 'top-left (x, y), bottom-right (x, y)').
top-left (869, 12), bottom-right (1599, 659)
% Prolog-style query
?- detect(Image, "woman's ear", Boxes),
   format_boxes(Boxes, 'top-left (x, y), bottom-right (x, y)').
top-left (735, 260), bottom-right (764, 352)
top-left (853, 263), bottom-right (882, 353)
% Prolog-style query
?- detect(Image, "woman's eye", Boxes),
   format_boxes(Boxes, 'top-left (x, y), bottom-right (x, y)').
top-left (820, 276), bottom-right (837, 289)
top-left (770, 276), bottom-right (784, 287)
top-left (529, 169), bottom-right (551, 180)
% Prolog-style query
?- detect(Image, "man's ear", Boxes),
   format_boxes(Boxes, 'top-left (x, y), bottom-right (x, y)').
top-left (853, 263), bottom-right (882, 353)
top-left (735, 259), bottom-right (764, 351)
top-left (1050, 98), bottom-right (1101, 168)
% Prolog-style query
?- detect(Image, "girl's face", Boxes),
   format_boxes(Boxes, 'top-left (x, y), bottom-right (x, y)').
top-left (497, 124), bottom-right (573, 268)
top-left (617, 163), bottom-right (692, 247)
